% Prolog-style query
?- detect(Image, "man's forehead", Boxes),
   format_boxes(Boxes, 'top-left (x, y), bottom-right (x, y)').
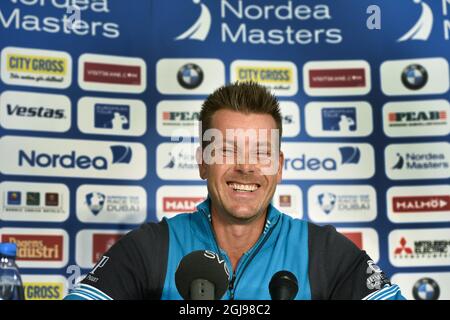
top-left (210, 109), bottom-right (277, 130)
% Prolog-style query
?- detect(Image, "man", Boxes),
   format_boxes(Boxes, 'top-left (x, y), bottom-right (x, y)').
top-left (65, 82), bottom-right (405, 300)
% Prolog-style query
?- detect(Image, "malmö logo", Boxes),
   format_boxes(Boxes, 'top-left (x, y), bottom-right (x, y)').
top-left (398, 0), bottom-right (434, 42)
top-left (175, 0), bottom-right (211, 41)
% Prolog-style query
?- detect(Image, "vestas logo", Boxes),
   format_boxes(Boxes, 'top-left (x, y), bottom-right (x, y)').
top-left (398, 0), bottom-right (434, 42)
top-left (175, 0), bottom-right (212, 41)
top-left (18, 145), bottom-right (132, 170)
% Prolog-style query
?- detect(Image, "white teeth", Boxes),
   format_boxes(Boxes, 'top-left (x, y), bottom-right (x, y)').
top-left (228, 183), bottom-right (259, 192)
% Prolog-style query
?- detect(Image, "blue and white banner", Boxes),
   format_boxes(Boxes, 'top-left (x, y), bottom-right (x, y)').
top-left (0, 0), bottom-right (449, 300)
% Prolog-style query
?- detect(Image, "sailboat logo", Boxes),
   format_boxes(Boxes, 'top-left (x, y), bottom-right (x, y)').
top-left (175, 0), bottom-right (211, 41)
top-left (398, 0), bottom-right (434, 42)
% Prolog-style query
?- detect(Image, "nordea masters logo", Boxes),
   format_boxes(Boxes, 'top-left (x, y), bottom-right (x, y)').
top-left (0, 136), bottom-right (147, 180)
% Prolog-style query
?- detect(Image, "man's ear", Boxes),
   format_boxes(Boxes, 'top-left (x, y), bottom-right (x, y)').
top-left (277, 150), bottom-right (284, 184)
top-left (196, 146), bottom-right (207, 180)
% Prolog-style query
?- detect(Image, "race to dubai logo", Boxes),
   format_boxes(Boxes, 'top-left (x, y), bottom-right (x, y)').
top-left (175, 0), bottom-right (211, 41)
top-left (398, 0), bottom-right (434, 42)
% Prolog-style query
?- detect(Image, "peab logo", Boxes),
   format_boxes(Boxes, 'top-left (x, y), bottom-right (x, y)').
top-left (0, 91), bottom-right (71, 133)
top-left (282, 143), bottom-right (375, 180)
top-left (0, 136), bottom-right (147, 180)
top-left (156, 100), bottom-right (202, 137)
top-left (383, 100), bottom-right (450, 137)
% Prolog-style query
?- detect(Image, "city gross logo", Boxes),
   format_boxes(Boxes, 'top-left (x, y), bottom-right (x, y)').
top-left (177, 63), bottom-right (204, 89)
top-left (234, 66), bottom-right (291, 84)
top-left (284, 146), bottom-right (361, 171)
top-left (24, 282), bottom-right (63, 300)
top-left (163, 196), bottom-right (206, 213)
top-left (413, 278), bottom-right (440, 300)
top-left (1, 234), bottom-right (63, 261)
top-left (6, 103), bottom-right (65, 119)
top-left (18, 145), bottom-right (132, 170)
top-left (7, 53), bottom-right (66, 75)
top-left (393, 195), bottom-right (450, 213)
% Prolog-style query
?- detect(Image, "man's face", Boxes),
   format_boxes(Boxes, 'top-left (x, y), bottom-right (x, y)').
top-left (198, 109), bottom-right (283, 223)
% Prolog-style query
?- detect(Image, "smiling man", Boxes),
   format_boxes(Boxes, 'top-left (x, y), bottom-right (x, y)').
top-left (65, 82), bottom-right (405, 300)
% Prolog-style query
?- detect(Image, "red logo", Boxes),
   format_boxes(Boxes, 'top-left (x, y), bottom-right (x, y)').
top-left (1, 234), bottom-right (63, 261)
top-left (163, 197), bottom-right (205, 213)
top-left (393, 196), bottom-right (450, 213)
top-left (309, 68), bottom-right (366, 88)
top-left (394, 237), bottom-right (413, 255)
top-left (84, 62), bottom-right (141, 85)
top-left (341, 232), bottom-right (363, 249)
top-left (92, 234), bottom-right (123, 264)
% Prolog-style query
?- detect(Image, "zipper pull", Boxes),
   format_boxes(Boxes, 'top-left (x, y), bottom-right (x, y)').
top-left (229, 272), bottom-right (236, 300)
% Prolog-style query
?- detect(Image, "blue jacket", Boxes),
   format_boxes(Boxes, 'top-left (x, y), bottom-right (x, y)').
top-left (66, 199), bottom-right (405, 300)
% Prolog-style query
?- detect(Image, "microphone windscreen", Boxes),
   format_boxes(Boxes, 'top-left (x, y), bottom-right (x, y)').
top-left (175, 250), bottom-right (230, 300)
top-left (269, 270), bottom-right (299, 300)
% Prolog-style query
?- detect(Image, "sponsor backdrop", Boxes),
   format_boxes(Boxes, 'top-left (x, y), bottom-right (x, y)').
top-left (0, 0), bottom-right (449, 300)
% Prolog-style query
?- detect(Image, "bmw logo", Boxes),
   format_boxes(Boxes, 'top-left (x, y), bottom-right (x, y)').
top-left (177, 63), bottom-right (204, 89)
top-left (401, 64), bottom-right (428, 90)
top-left (412, 278), bottom-right (440, 300)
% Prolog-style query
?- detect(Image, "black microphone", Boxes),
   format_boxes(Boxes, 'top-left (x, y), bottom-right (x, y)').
top-left (269, 270), bottom-right (298, 300)
top-left (175, 250), bottom-right (230, 300)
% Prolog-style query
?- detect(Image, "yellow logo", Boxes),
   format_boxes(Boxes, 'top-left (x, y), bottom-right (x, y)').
top-left (7, 54), bottom-right (67, 76)
top-left (23, 282), bottom-right (64, 300)
top-left (234, 66), bottom-right (293, 84)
